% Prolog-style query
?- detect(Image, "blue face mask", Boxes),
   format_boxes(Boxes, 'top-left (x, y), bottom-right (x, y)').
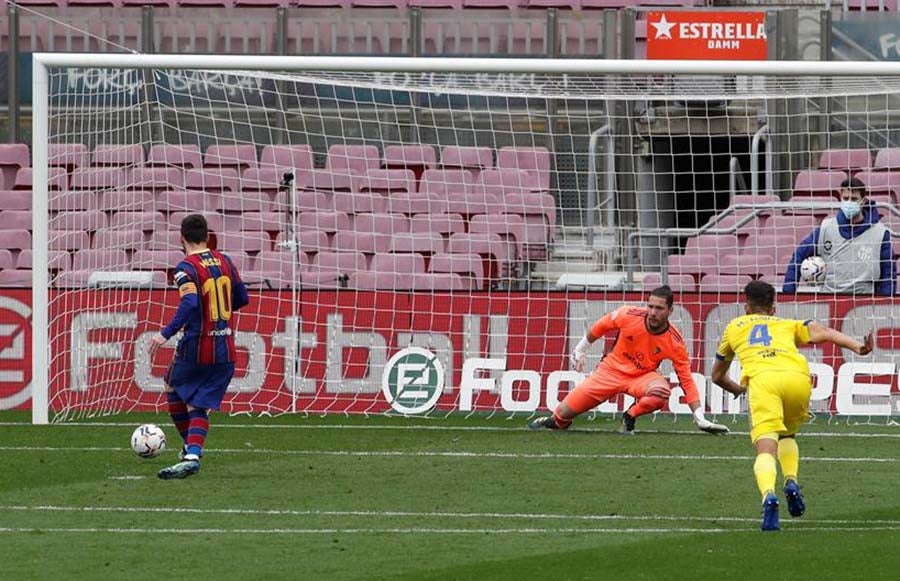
top-left (841, 200), bottom-right (862, 219)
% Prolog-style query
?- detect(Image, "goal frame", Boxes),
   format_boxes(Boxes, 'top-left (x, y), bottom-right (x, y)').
top-left (30, 53), bottom-right (900, 424)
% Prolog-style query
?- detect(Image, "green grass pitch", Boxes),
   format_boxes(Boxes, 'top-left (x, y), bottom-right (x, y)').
top-left (1, 411), bottom-right (899, 580)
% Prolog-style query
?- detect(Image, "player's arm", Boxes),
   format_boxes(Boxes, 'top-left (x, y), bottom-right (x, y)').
top-left (568, 308), bottom-right (624, 372)
top-left (671, 343), bottom-right (730, 434)
top-left (225, 255), bottom-right (250, 311)
top-left (149, 266), bottom-right (200, 357)
top-left (710, 327), bottom-right (746, 396)
top-left (806, 321), bottom-right (874, 355)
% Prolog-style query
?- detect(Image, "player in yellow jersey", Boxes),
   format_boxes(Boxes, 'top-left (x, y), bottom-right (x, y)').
top-left (711, 281), bottom-right (873, 531)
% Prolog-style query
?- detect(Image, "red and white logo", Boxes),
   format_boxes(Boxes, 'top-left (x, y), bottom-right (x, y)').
top-left (0, 295), bottom-right (32, 410)
top-left (647, 11), bottom-right (768, 61)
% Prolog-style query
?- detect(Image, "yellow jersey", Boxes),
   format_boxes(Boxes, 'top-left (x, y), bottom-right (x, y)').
top-left (715, 314), bottom-right (812, 379)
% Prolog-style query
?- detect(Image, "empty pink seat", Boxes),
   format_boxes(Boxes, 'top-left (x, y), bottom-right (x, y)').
top-left (446, 191), bottom-right (499, 216)
top-left (275, 230), bottom-right (331, 254)
top-left (100, 190), bottom-right (151, 211)
top-left (0, 210), bottom-right (32, 230)
top-left (295, 0), bottom-right (352, 7)
top-left (326, 144), bottom-right (380, 175)
top-left (0, 190), bottom-right (32, 211)
top-left (222, 251), bottom-right (252, 273)
top-left (91, 144), bottom-right (144, 167)
top-left (353, 271), bottom-right (404, 290)
top-left (70, 167), bottom-right (126, 190)
top-left (409, 213), bottom-right (466, 237)
top-left (0, 144), bottom-right (30, 189)
top-left (0, 270), bottom-right (32, 287)
top-left (306, 251), bottom-right (367, 287)
top-left (383, 145), bottom-right (437, 176)
top-left (475, 169), bottom-right (540, 198)
top-left (0, 250), bottom-right (15, 270)
top-left (92, 229), bottom-right (146, 250)
top-left (441, 146), bottom-right (493, 177)
top-left (17, 250), bottom-right (70, 271)
top-left (389, 232), bottom-right (445, 255)
top-left (274, 190), bottom-right (333, 213)
top-left (15, 167), bottom-right (69, 191)
top-left (818, 148), bottom-right (872, 173)
top-left (48, 191), bottom-right (96, 212)
top-left (496, 146), bottom-right (551, 190)
top-left (698, 274), bottom-right (753, 293)
top-left (705, 214), bottom-right (759, 239)
top-left (793, 170), bottom-right (846, 197)
top-left (260, 145), bottom-right (315, 172)
top-left (128, 167), bottom-right (185, 192)
top-left (641, 273), bottom-right (694, 292)
top-left (387, 194), bottom-right (448, 215)
top-left (447, 232), bottom-right (509, 280)
top-left (354, 212), bottom-right (409, 235)
top-left (169, 212), bottom-right (224, 233)
top-left (874, 147), bottom-right (900, 170)
top-left (855, 171), bottom-right (900, 197)
top-left (763, 215), bottom-right (820, 241)
top-left (72, 249), bottom-right (130, 271)
top-left (184, 168), bottom-right (240, 193)
top-left (333, 231), bottom-right (392, 254)
top-left (469, 213), bottom-right (526, 260)
top-left (147, 144), bottom-right (202, 169)
top-left (53, 271), bottom-right (95, 288)
top-left (505, 192), bottom-right (556, 258)
top-left (684, 234), bottom-right (741, 256)
top-left (667, 253), bottom-right (718, 277)
top-left (216, 231), bottom-right (271, 253)
top-left (49, 210), bottom-right (107, 231)
top-left (744, 234), bottom-right (798, 275)
top-left (148, 230), bottom-right (182, 251)
top-left (332, 191), bottom-right (388, 214)
top-left (132, 250), bottom-right (184, 270)
top-left (429, 252), bottom-right (484, 289)
top-left (217, 190), bottom-right (269, 213)
top-left (50, 230), bottom-right (90, 251)
top-left (109, 211), bottom-right (167, 231)
top-left (408, 0), bottom-right (462, 7)
top-left (157, 190), bottom-right (215, 213)
top-left (253, 250), bottom-right (307, 272)
top-left (242, 168), bottom-right (312, 195)
top-left (298, 211), bottom-right (352, 234)
top-left (228, 212), bottom-right (284, 232)
top-left (354, 169), bottom-right (415, 195)
top-left (48, 144), bottom-right (90, 170)
top-left (240, 271), bottom-right (293, 289)
top-left (204, 145), bottom-right (258, 172)
top-left (419, 169), bottom-right (473, 197)
top-left (719, 254), bottom-right (776, 277)
top-left (370, 252), bottom-right (425, 276)
top-left (0, 230), bottom-right (31, 251)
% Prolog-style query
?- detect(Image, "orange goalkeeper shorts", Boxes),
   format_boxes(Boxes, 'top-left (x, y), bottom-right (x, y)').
top-left (562, 364), bottom-right (667, 415)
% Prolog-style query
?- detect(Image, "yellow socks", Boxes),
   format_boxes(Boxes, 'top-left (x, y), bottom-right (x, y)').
top-left (778, 438), bottom-right (800, 483)
top-left (754, 452), bottom-right (778, 501)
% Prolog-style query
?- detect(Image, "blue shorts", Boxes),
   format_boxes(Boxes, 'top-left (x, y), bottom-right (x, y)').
top-left (165, 361), bottom-right (235, 410)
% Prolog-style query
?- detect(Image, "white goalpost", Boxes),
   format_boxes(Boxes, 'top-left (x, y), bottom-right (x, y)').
top-left (31, 54), bottom-right (900, 424)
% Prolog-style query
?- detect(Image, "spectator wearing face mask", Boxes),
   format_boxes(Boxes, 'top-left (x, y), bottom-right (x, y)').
top-left (783, 177), bottom-right (896, 296)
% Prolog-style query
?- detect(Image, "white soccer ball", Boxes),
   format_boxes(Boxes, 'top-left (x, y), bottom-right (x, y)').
top-left (131, 424), bottom-right (167, 458)
top-left (800, 256), bottom-right (827, 284)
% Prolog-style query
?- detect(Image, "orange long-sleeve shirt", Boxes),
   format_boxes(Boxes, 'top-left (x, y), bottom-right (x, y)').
top-left (588, 306), bottom-right (700, 404)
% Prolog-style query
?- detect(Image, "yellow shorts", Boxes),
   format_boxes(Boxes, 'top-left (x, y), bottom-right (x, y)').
top-left (748, 371), bottom-right (812, 443)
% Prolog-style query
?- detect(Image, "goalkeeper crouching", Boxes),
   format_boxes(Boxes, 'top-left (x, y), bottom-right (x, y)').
top-left (529, 285), bottom-right (728, 435)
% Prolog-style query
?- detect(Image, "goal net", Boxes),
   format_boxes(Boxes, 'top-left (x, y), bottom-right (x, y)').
top-left (31, 55), bottom-right (900, 423)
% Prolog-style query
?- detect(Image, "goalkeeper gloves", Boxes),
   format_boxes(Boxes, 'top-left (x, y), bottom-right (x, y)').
top-left (569, 335), bottom-right (591, 373)
top-left (693, 408), bottom-right (730, 435)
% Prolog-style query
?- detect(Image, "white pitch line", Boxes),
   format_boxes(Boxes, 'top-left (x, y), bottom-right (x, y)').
top-left (5, 504), bottom-right (900, 526)
top-left (2, 421), bottom-right (899, 439)
top-left (2, 526), bottom-right (900, 535)
top-left (107, 476), bottom-right (146, 481)
top-left (0, 445), bottom-right (897, 463)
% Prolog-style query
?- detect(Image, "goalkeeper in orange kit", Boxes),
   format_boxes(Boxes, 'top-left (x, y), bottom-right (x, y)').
top-left (529, 285), bottom-right (728, 435)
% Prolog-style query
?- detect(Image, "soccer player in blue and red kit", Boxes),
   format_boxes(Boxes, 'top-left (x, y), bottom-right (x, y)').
top-left (149, 214), bottom-right (249, 480)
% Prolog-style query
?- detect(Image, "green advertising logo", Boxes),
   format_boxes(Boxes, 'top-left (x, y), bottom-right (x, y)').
top-left (381, 347), bottom-right (445, 415)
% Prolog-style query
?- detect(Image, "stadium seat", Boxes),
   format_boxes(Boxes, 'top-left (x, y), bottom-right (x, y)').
top-left (309, 170), bottom-right (354, 192)
top-left (132, 250), bottom-right (185, 270)
top-left (109, 211), bottom-right (168, 231)
top-left (306, 251), bottom-right (368, 287)
top-left (48, 191), bottom-right (96, 212)
top-left (325, 144), bottom-right (380, 175)
top-left (793, 170), bottom-right (847, 197)
top-left (370, 252), bottom-right (426, 276)
top-left (0, 191), bottom-right (32, 211)
top-left (470, 213), bottom-right (526, 261)
top-left (184, 168), bottom-right (240, 193)
top-left (440, 146), bottom-right (493, 178)
top-left (641, 273), bottom-right (695, 292)
top-left (216, 231), bottom-right (271, 254)
top-left (157, 190), bottom-right (216, 213)
top-left (0, 210), bottom-right (32, 230)
top-left (447, 232), bottom-right (510, 279)
top-left (354, 169), bottom-right (415, 195)
top-left (48, 144), bottom-right (90, 170)
top-left (763, 215), bottom-right (821, 242)
top-left (409, 213), bottom-right (467, 237)
top-left (92, 229), bottom-right (146, 250)
top-left (53, 271), bottom-right (96, 288)
top-left (353, 271), bottom-right (405, 290)
top-left (229, 212), bottom-right (285, 232)
top-left (354, 212), bottom-right (410, 236)
top-left (408, 0), bottom-right (463, 10)
top-left (855, 171), bottom-right (900, 199)
top-left (70, 167), bottom-right (127, 190)
top-left (446, 191), bottom-right (500, 217)
top-left (505, 191), bottom-right (557, 255)
top-left (817, 148), bottom-right (872, 173)
top-left (128, 168), bottom-right (185, 192)
top-left (387, 193), bottom-right (448, 215)
top-left (72, 249), bottom-right (130, 271)
top-left (0, 270), bottom-right (33, 287)
top-left (332, 191), bottom-right (388, 214)
top-left (0, 144), bottom-right (30, 190)
top-left (409, 273), bottom-right (467, 290)
top-left (496, 146), bottom-right (551, 190)
top-left (704, 214), bottom-right (759, 240)
top-left (0, 250), bottom-right (14, 270)
top-left (0, 230), bottom-right (31, 252)
top-left (204, 144), bottom-right (258, 172)
top-left (147, 144), bottom-right (202, 169)
top-left (719, 254), bottom-right (776, 278)
top-left (101, 190), bottom-right (154, 211)
top-left (274, 190), bottom-right (334, 213)
top-left (15, 167), bottom-right (69, 191)
top-left (698, 274), bottom-right (754, 293)
top-left (744, 233), bottom-right (800, 276)
top-left (169, 212), bottom-right (225, 233)
top-left (298, 211), bottom-right (352, 234)
top-left (16, 249), bottom-right (71, 271)
top-left (389, 232), bottom-right (446, 255)
top-left (260, 145), bottom-right (315, 172)
top-left (419, 169), bottom-right (473, 197)
top-left (243, 168), bottom-right (313, 196)
top-left (252, 250), bottom-right (308, 272)
top-left (91, 144), bottom-right (144, 167)
top-left (684, 234), bottom-right (741, 256)
top-left (333, 231), bottom-right (392, 254)
top-left (148, 230), bottom-right (183, 251)
top-left (274, 230), bottom-right (331, 254)
top-left (383, 145), bottom-right (437, 178)
top-left (217, 190), bottom-right (270, 213)
top-left (294, 0), bottom-right (352, 7)
top-left (49, 230), bottom-right (90, 251)
top-left (476, 168), bottom-right (540, 195)
top-left (667, 252), bottom-right (718, 278)
top-left (429, 252), bottom-right (484, 289)
top-left (49, 210), bottom-right (107, 231)
top-left (874, 147), bottom-right (900, 170)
